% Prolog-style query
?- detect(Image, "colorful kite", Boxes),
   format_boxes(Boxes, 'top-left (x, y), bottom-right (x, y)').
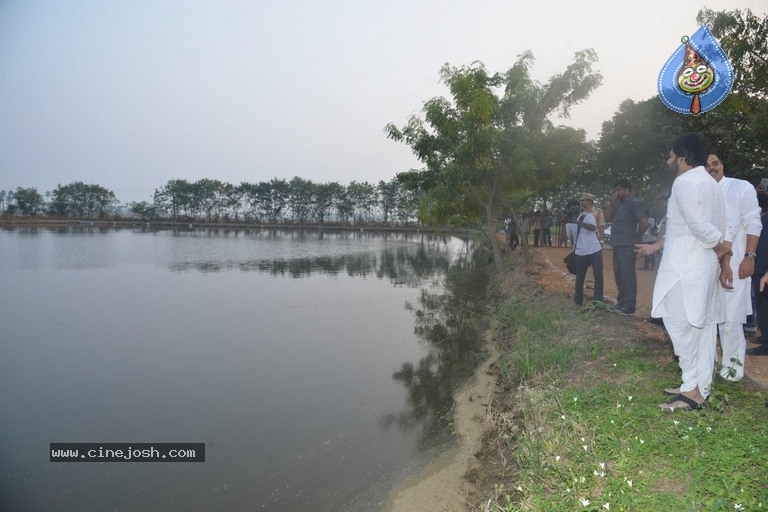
top-left (658, 24), bottom-right (733, 115)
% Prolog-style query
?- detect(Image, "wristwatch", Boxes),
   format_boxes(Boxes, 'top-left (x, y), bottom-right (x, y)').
top-left (745, 252), bottom-right (757, 259)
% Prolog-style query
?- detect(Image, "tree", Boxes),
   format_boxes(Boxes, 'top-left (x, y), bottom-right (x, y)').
top-left (129, 201), bottom-right (158, 220)
top-left (288, 177), bottom-right (314, 223)
top-left (312, 182), bottom-right (343, 224)
top-left (48, 182), bottom-right (117, 218)
top-left (595, 8), bottom-right (768, 194)
top-left (153, 179), bottom-right (193, 219)
top-left (387, 51), bottom-right (601, 271)
top-left (14, 187), bottom-right (45, 216)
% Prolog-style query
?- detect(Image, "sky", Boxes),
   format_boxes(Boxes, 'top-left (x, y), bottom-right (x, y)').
top-left (1, 0), bottom-right (766, 205)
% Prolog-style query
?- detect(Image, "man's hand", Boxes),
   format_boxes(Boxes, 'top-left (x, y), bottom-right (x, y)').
top-left (760, 272), bottom-right (768, 292)
top-left (714, 241), bottom-right (733, 261)
top-left (738, 257), bottom-right (755, 280)
top-left (720, 265), bottom-right (734, 289)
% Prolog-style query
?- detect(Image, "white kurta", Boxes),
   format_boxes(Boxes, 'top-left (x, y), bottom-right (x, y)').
top-left (652, 167), bottom-right (727, 327)
top-left (719, 176), bottom-right (762, 321)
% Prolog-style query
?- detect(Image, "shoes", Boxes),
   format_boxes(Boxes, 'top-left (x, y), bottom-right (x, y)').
top-left (746, 344), bottom-right (768, 356)
top-left (613, 306), bottom-right (636, 315)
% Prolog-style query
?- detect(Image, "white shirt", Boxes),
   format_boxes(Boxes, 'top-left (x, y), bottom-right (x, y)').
top-left (569, 213), bottom-right (601, 256)
top-left (652, 166), bottom-right (727, 326)
top-left (719, 176), bottom-right (762, 320)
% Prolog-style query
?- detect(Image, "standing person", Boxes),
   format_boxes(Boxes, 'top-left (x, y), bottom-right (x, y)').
top-left (542, 210), bottom-right (554, 247)
top-left (747, 192), bottom-right (768, 356)
top-left (579, 193), bottom-right (606, 243)
top-left (520, 214), bottom-right (530, 245)
top-left (636, 133), bottom-right (731, 411)
top-left (605, 179), bottom-right (650, 314)
top-left (532, 212), bottom-right (542, 247)
top-left (567, 211), bottom-right (603, 306)
top-left (706, 152), bottom-right (761, 380)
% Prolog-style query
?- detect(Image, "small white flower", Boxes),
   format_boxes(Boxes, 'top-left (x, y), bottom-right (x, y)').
top-left (626, 479), bottom-right (633, 488)
top-left (611, 420), bottom-right (615, 424)
top-left (580, 476), bottom-right (586, 483)
top-left (581, 437), bottom-right (586, 442)
top-left (673, 420), bottom-right (680, 426)
top-left (613, 363), bottom-right (617, 367)
top-left (603, 503), bottom-right (610, 510)
top-left (583, 445), bottom-right (588, 451)
top-left (628, 395), bottom-right (633, 401)
top-left (594, 470), bottom-right (599, 476)
top-left (561, 414), bottom-right (566, 420)
top-left (580, 498), bottom-right (590, 507)
top-left (516, 485), bottom-right (522, 491)
top-left (707, 427), bottom-right (712, 432)
top-left (683, 435), bottom-right (689, 440)
top-left (556, 455), bottom-right (561, 461)
top-left (599, 462), bottom-right (605, 470)
top-left (599, 471), bottom-right (606, 477)
top-left (734, 504), bottom-right (744, 511)
top-left (640, 439), bottom-right (645, 444)
top-left (574, 397), bottom-right (578, 402)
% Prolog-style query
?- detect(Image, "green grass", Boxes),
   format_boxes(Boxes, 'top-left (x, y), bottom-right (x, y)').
top-left (477, 259), bottom-right (768, 512)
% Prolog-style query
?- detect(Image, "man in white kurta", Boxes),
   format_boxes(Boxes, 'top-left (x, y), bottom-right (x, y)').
top-left (706, 153), bottom-right (761, 381)
top-left (637, 134), bottom-right (731, 410)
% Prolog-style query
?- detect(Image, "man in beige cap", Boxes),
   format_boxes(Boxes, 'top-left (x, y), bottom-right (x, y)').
top-left (579, 193), bottom-right (606, 243)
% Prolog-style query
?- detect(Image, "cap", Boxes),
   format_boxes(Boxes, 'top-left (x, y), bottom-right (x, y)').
top-left (579, 193), bottom-right (596, 202)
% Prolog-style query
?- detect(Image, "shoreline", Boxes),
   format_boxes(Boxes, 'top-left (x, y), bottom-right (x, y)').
top-left (385, 343), bottom-right (499, 512)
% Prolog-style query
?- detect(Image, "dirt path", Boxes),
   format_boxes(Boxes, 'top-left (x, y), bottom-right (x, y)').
top-left (534, 244), bottom-right (768, 388)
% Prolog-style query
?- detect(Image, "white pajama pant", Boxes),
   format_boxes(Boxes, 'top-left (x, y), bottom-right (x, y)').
top-left (661, 284), bottom-right (718, 398)
top-left (718, 321), bottom-right (746, 381)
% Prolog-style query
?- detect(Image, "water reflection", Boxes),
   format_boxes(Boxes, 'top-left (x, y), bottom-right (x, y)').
top-left (383, 250), bottom-right (489, 450)
top-left (0, 226), bottom-right (489, 511)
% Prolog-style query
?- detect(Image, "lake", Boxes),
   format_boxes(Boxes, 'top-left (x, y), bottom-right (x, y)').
top-left (0, 226), bottom-right (489, 512)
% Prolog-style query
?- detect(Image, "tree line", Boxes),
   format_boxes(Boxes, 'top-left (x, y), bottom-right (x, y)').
top-left (0, 177), bottom-right (421, 226)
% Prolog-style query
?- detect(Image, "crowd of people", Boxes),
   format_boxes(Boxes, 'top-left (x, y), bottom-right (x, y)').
top-left (507, 132), bottom-right (768, 411)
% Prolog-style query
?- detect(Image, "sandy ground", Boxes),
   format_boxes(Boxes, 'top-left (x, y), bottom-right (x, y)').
top-left (385, 243), bottom-right (768, 512)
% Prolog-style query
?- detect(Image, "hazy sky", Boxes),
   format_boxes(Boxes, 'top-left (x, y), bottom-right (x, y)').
top-left (1, 1), bottom-right (765, 204)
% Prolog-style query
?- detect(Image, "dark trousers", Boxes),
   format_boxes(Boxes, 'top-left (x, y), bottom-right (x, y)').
top-left (533, 229), bottom-right (541, 246)
top-left (574, 250), bottom-right (604, 305)
top-left (613, 246), bottom-right (638, 309)
top-left (543, 228), bottom-right (552, 246)
top-left (753, 277), bottom-right (768, 343)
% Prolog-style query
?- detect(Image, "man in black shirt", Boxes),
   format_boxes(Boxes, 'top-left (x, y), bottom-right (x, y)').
top-left (605, 179), bottom-right (649, 314)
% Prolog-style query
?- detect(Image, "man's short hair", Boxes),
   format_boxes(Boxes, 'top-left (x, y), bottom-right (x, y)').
top-left (670, 133), bottom-right (711, 168)
top-left (613, 178), bottom-right (632, 191)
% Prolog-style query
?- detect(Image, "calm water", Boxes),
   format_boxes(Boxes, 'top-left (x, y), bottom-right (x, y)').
top-left (0, 227), bottom-right (489, 512)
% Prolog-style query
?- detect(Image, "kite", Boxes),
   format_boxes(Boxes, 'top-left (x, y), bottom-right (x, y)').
top-left (658, 24), bottom-right (733, 115)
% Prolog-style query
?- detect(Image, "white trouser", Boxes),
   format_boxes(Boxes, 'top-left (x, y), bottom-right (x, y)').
top-left (718, 321), bottom-right (746, 381)
top-left (662, 284), bottom-right (718, 398)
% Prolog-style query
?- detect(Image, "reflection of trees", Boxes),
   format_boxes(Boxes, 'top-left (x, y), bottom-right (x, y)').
top-left (381, 252), bottom-right (489, 450)
top-left (165, 230), bottom-right (476, 285)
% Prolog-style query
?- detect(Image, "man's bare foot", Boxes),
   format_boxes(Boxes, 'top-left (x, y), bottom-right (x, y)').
top-left (663, 387), bottom-right (681, 395)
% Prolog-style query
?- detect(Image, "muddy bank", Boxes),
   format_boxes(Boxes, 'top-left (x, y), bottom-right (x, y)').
top-left (385, 346), bottom-right (499, 512)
